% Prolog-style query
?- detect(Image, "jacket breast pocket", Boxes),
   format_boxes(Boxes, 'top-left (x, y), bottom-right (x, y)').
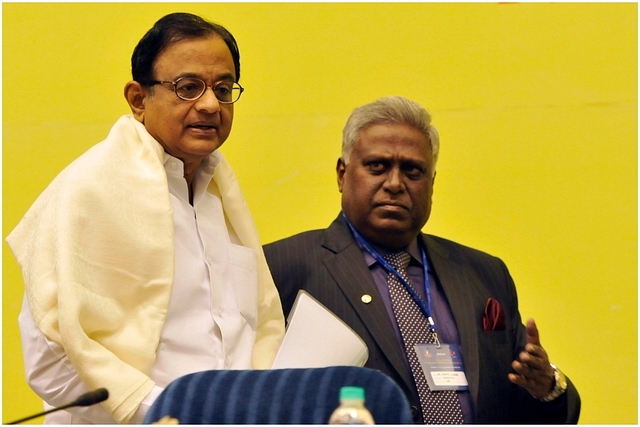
top-left (478, 329), bottom-right (513, 378)
top-left (480, 329), bottom-right (509, 345)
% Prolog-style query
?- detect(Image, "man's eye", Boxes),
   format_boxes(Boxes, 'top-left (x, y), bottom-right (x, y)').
top-left (177, 83), bottom-right (202, 97)
top-left (215, 86), bottom-right (231, 95)
top-left (368, 162), bottom-right (386, 173)
top-left (404, 165), bottom-right (425, 179)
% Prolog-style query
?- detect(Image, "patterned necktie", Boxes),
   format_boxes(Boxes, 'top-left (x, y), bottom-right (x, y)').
top-left (383, 252), bottom-right (464, 424)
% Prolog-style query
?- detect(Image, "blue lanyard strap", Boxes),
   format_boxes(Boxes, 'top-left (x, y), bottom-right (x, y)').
top-left (341, 212), bottom-right (439, 337)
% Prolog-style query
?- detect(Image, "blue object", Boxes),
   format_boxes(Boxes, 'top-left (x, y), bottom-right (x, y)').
top-left (143, 366), bottom-right (413, 424)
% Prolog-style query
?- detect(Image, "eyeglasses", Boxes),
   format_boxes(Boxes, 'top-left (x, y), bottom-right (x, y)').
top-left (148, 77), bottom-right (244, 103)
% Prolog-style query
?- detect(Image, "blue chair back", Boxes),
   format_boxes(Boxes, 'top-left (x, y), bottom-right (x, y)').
top-left (143, 366), bottom-right (413, 424)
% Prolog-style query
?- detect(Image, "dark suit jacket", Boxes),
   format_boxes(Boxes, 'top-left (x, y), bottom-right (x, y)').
top-left (264, 215), bottom-right (580, 424)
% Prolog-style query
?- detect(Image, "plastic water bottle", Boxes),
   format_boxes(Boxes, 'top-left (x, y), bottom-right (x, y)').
top-left (328, 386), bottom-right (375, 424)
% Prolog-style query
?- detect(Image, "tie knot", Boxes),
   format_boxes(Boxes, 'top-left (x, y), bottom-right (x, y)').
top-left (383, 251), bottom-right (411, 271)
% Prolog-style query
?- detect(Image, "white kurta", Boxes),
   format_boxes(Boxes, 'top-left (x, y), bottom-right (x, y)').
top-left (8, 115), bottom-right (284, 423)
top-left (18, 152), bottom-right (260, 423)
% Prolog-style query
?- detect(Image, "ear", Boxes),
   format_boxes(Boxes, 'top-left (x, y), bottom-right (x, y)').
top-left (336, 158), bottom-right (346, 193)
top-left (124, 81), bottom-right (147, 122)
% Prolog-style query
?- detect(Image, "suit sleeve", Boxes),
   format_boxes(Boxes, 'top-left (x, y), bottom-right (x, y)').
top-left (492, 256), bottom-right (581, 424)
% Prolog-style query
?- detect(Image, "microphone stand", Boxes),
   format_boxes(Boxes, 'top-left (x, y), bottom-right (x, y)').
top-left (8, 401), bottom-right (84, 424)
top-left (7, 388), bottom-right (109, 424)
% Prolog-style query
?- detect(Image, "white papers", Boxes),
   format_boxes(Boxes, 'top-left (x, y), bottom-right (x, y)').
top-left (272, 290), bottom-right (369, 369)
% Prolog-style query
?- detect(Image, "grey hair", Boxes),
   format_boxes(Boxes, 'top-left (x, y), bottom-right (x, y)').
top-left (341, 96), bottom-right (439, 175)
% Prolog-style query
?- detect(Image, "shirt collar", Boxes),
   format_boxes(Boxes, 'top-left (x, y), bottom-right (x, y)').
top-left (162, 151), bottom-right (220, 203)
top-left (162, 151), bottom-right (221, 171)
top-left (358, 235), bottom-right (423, 268)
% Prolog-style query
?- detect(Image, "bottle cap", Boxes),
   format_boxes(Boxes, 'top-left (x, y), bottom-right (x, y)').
top-left (339, 386), bottom-right (365, 401)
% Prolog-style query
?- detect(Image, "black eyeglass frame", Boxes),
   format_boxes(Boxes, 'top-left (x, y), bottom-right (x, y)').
top-left (148, 77), bottom-right (244, 104)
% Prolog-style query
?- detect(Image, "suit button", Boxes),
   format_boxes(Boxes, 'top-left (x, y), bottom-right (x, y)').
top-left (411, 406), bottom-right (420, 422)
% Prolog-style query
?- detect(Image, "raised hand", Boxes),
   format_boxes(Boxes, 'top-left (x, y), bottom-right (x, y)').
top-left (508, 318), bottom-right (555, 398)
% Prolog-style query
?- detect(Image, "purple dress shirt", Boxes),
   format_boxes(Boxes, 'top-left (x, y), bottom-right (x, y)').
top-left (360, 238), bottom-right (475, 423)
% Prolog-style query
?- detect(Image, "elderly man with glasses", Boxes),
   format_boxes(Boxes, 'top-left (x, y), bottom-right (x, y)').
top-left (7, 12), bottom-right (284, 424)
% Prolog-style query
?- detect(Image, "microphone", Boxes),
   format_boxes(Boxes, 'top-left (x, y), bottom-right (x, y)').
top-left (7, 388), bottom-right (109, 424)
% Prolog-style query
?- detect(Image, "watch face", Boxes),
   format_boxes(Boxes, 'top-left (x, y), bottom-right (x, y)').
top-left (539, 365), bottom-right (567, 402)
top-left (557, 370), bottom-right (568, 390)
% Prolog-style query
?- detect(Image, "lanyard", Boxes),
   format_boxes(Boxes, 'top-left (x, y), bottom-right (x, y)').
top-left (342, 213), bottom-right (441, 346)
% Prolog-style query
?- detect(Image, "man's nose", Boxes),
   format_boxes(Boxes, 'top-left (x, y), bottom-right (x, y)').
top-left (384, 168), bottom-right (405, 193)
top-left (195, 87), bottom-right (221, 113)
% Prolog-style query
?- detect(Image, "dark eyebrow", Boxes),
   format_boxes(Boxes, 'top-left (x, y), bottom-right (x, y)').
top-left (362, 153), bottom-right (391, 162)
top-left (173, 72), bottom-right (237, 82)
top-left (402, 159), bottom-right (426, 166)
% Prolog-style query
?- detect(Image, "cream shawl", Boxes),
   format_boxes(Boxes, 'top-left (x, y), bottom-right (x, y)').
top-left (6, 115), bottom-right (284, 423)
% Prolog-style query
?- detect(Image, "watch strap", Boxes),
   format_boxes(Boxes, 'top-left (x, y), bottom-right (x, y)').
top-left (538, 363), bottom-right (568, 402)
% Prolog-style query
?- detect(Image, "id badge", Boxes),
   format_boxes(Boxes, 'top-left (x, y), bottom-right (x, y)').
top-left (414, 343), bottom-right (469, 391)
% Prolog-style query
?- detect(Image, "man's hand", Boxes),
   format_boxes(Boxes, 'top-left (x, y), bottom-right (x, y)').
top-left (508, 318), bottom-right (555, 399)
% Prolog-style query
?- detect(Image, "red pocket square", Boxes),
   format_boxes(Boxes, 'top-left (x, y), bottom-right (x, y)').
top-left (482, 298), bottom-right (506, 331)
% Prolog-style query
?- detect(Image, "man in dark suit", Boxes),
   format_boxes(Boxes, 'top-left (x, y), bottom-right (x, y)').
top-left (264, 96), bottom-right (580, 424)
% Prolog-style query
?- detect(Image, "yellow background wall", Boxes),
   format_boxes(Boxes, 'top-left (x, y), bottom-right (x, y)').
top-left (2, 3), bottom-right (636, 424)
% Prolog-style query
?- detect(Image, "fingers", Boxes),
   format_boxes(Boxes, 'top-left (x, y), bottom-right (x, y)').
top-left (509, 355), bottom-right (553, 397)
top-left (526, 318), bottom-right (541, 346)
top-left (515, 338), bottom-right (550, 376)
top-left (509, 358), bottom-right (554, 398)
top-left (512, 347), bottom-right (548, 375)
top-left (510, 321), bottom-right (554, 397)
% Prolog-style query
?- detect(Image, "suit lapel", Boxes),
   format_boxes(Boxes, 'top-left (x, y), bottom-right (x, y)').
top-left (422, 234), bottom-right (492, 409)
top-left (321, 217), bottom-right (415, 393)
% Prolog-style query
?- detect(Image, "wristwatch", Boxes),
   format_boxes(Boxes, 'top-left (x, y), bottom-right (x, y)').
top-left (538, 363), bottom-right (568, 402)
